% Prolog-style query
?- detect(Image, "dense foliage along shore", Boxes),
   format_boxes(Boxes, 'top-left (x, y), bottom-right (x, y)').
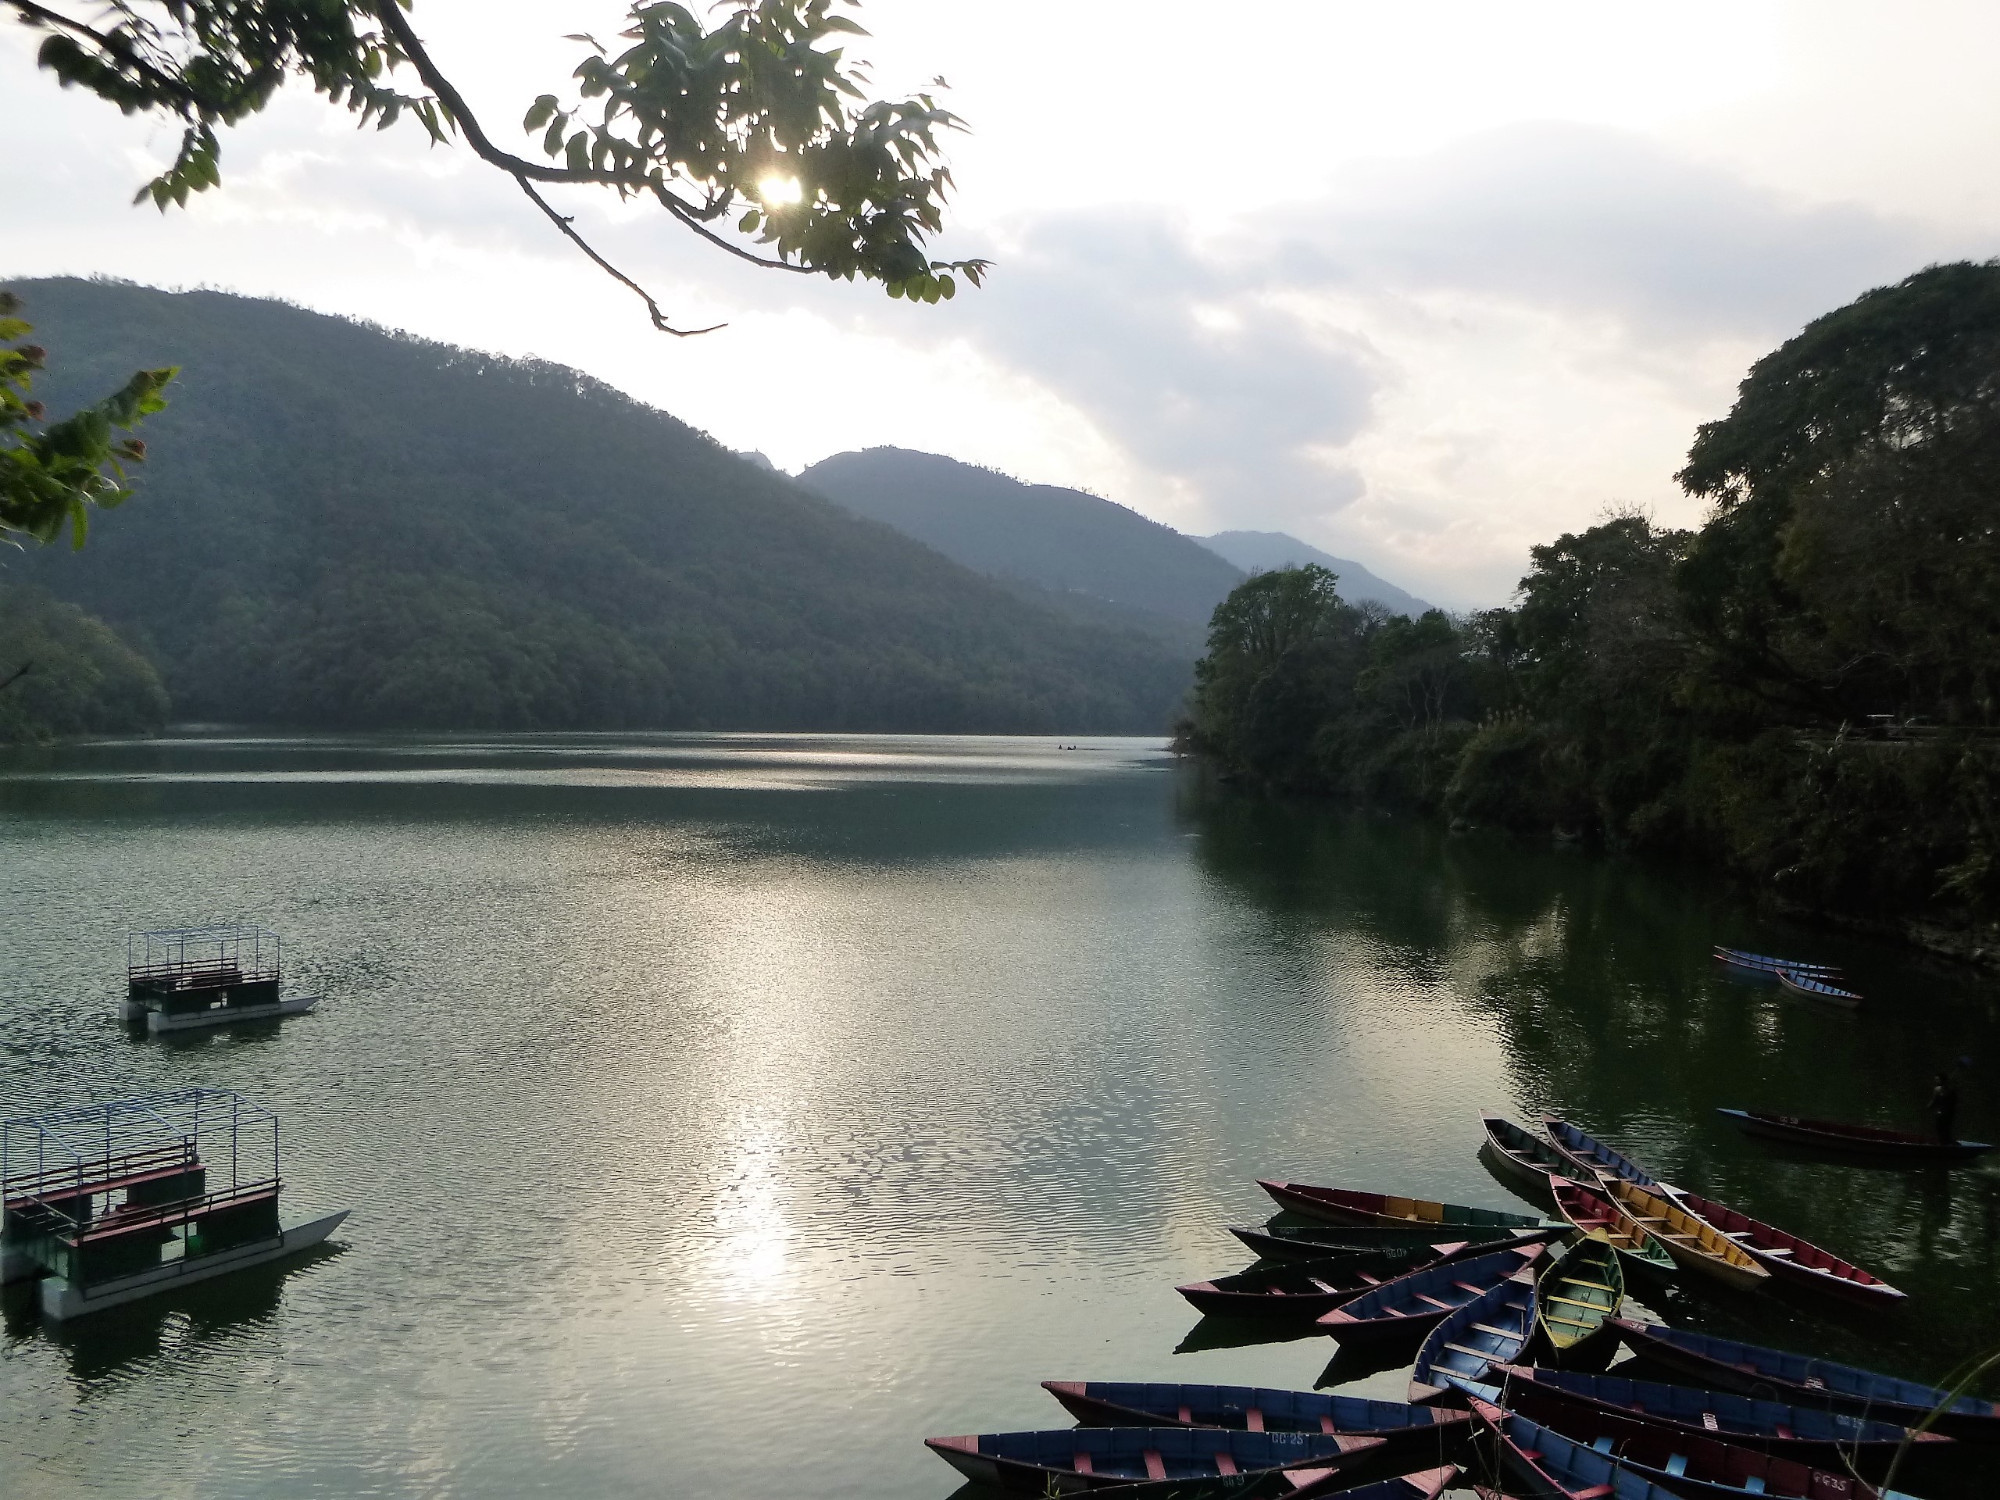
top-left (1178, 262), bottom-right (2000, 947)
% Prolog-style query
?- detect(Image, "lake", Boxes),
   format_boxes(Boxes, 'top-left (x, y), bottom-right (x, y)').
top-left (2, 733), bottom-right (1997, 1499)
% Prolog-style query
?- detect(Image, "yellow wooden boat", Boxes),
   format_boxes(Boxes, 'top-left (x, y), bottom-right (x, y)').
top-left (1597, 1177), bottom-right (1769, 1293)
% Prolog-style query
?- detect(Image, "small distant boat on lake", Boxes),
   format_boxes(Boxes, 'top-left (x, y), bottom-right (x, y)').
top-left (1257, 1181), bottom-right (1553, 1234)
top-left (1773, 968), bottom-right (1863, 1008)
top-left (1717, 1107), bottom-right (1995, 1165)
top-left (1177, 1247), bottom-right (1438, 1322)
top-left (1042, 1381), bottom-right (1471, 1455)
top-left (123, 925), bottom-right (321, 1033)
top-left (1669, 1186), bottom-right (1905, 1306)
top-left (1317, 1242), bottom-right (1547, 1352)
top-left (1, 1088), bottom-right (347, 1320)
top-left (1713, 947), bottom-right (1842, 981)
top-left (1614, 1319), bottom-right (2000, 1443)
top-left (923, 1425), bottom-right (1394, 1497)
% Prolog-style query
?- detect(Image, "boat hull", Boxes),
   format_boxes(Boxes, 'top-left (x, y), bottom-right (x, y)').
top-left (1718, 1108), bottom-right (1994, 1165)
top-left (142, 995), bottom-right (321, 1033)
top-left (1041, 1382), bottom-right (1471, 1460)
top-left (38, 1209), bottom-right (349, 1321)
top-left (1598, 1178), bottom-right (1768, 1293)
top-left (1671, 1188), bottom-right (1904, 1307)
top-left (1257, 1181), bottom-right (1548, 1233)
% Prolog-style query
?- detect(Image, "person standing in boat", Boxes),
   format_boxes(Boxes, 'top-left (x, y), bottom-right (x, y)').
top-left (1928, 1069), bottom-right (1960, 1144)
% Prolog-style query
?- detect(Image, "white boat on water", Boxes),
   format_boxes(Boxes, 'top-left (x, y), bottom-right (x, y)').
top-left (2, 1088), bottom-right (350, 1321)
top-left (122, 925), bottom-right (324, 1033)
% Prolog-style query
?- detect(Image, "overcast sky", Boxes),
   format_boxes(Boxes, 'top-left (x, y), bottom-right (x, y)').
top-left (7, 2), bottom-right (1999, 606)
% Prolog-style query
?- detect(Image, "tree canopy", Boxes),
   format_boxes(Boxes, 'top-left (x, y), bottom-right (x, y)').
top-left (1180, 260), bottom-right (2000, 934)
top-left (10, 1), bottom-right (986, 328)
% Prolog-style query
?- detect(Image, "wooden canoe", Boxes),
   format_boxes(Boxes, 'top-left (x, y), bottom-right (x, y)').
top-left (1226, 1222), bottom-right (1557, 1264)
top-left (1257, 1181), bottom-right (1551, 1232)
top-left (1476, 1362), bottom-right (1952, 1482)
top-left (1614, 1318), bottom-right (2000, 1444)
top-left (1595, 1176), bottom-right (1769, 1292)
top-left (1407, 1254), bottom-right (1539, 1403)
top-left (1316, 1242), bottom-right (1546, 1352)
top-left (1470, 1397), bottom-right (1679, 1500)
top-left (1534, 1236), bottom-right (1622, 1359)
top-left (923, 1426), bottom-right (1388, 1498)
top-left (1479, 1115), bottom-right (1573, 1202)
top-left (1468, 1387), bottom-right (1905, 1500)
top-left (1541, 1116), bottom-right (1666, 1190)
top-left (1042, 1381), bottom-right (1471, 1457)
top-left (1714, 947), bottom-right (1841, 980)
top-left (1718, 1107), bottom-right (1995, 1165)
top-left (1775, 969), bottom-right (1863, 1007)
top-left (1670, 1186), bottom-right (1905, 1306)
top-left (1177, 1247), bottom-right (1440, 1322)
top-left (1547, 1174), bottom-right (1675, 1284)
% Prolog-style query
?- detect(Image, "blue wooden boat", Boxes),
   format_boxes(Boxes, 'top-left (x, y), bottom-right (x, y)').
top-left (1226, 1222), bottom-right (1556, 1264)
top-left (1713, 947), bottom-right (1841, 981)
top-left (1178, 1247), bottom-right (1438, 1322)
top-left (1542, 1115), bottom-right (1666, 1189)
top-left (923, 1425), bottom-right (1390, 1496)
top-left (1615, 1319), bottom-right (2000, 1443)
top-left (1042, 1381), bottom-right (1470, 1459)
top-left (1453, 1376), bottom-right (1921, 1500)
top-left (1407, 1248), bottom-right (1538, 1402)
top-left (1717, 1107), bottom-right (1994, 1166)
top-left (1775, 969), bottom-right (1864, 1008)
top-left (1479, 1115), bottom-right (1573, 1202)
top-left (1468, 1395), bottom-right (1919, 1500)
top-left (1316, 1242), bottom-right (1547, 1352)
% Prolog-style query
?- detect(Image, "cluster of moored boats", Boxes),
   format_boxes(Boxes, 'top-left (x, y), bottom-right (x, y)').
top-left (925, 1113), bottom-right (1997, 1499)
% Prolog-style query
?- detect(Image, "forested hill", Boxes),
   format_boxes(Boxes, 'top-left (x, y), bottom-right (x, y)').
top-left (799, 447), bottom-right (1247, 641)
top-left (10, 279), bottom-right (1192, 733)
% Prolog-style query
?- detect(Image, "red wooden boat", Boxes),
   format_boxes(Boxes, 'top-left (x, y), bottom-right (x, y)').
top-left (1718, 1108), bottom-right (1994, 1165)
top-left (1670, 1187), bottom-right (1904, 1306)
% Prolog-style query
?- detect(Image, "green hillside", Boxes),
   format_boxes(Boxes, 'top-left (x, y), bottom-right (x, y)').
top-left (798, 447), bottom-right (1246, 641)
top-left (11, 279), bottom-right (1190, 733)
top-left (1196, 531), bottom-right (1431, 617)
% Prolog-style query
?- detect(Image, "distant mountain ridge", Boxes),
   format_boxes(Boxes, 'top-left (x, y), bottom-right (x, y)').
top-left (1196, 531), bottom-right (1434, 617)
top-left (799, 448), bottom-right (1244, 649)
top-left (12, 279), bottom-right (1192, 732)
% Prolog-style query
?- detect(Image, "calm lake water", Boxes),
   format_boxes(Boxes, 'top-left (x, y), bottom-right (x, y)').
top-left (2, 733), bottom-right (1997, 1499)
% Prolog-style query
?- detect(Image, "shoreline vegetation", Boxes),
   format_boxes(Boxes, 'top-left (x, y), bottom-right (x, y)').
top-left (1175, 261), bottom-right (2000, 964)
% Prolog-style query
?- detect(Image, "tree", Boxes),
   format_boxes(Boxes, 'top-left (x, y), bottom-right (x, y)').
top-left (9, 0), bottom-right (988, 333)
top-left (1, 291), bottom-right (174, 550)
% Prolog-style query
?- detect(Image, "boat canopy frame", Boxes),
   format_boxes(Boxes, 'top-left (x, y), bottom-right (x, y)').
top-left (128, 925), bottom-right (281, 988)
top-left (1, 1087), bottom-right (280, 1241)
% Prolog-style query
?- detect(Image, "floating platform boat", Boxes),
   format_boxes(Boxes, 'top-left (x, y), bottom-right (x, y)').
top-left (1257, 1181), bottom-right (1553, 1233)
top-left (123, 925), bottom-right (321, 1033)
top-left (1717, 1107), bottom-right (1994, 1165)
top-left (1, 1089), bottom-right (347, 1320)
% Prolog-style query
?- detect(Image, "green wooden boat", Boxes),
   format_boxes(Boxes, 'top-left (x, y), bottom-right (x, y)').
top-left (1535, 1236), bottom-right (1623, 1364)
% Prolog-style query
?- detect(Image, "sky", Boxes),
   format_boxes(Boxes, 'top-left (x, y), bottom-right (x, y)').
top-left (6, 1), bottom-right (2000, 607)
